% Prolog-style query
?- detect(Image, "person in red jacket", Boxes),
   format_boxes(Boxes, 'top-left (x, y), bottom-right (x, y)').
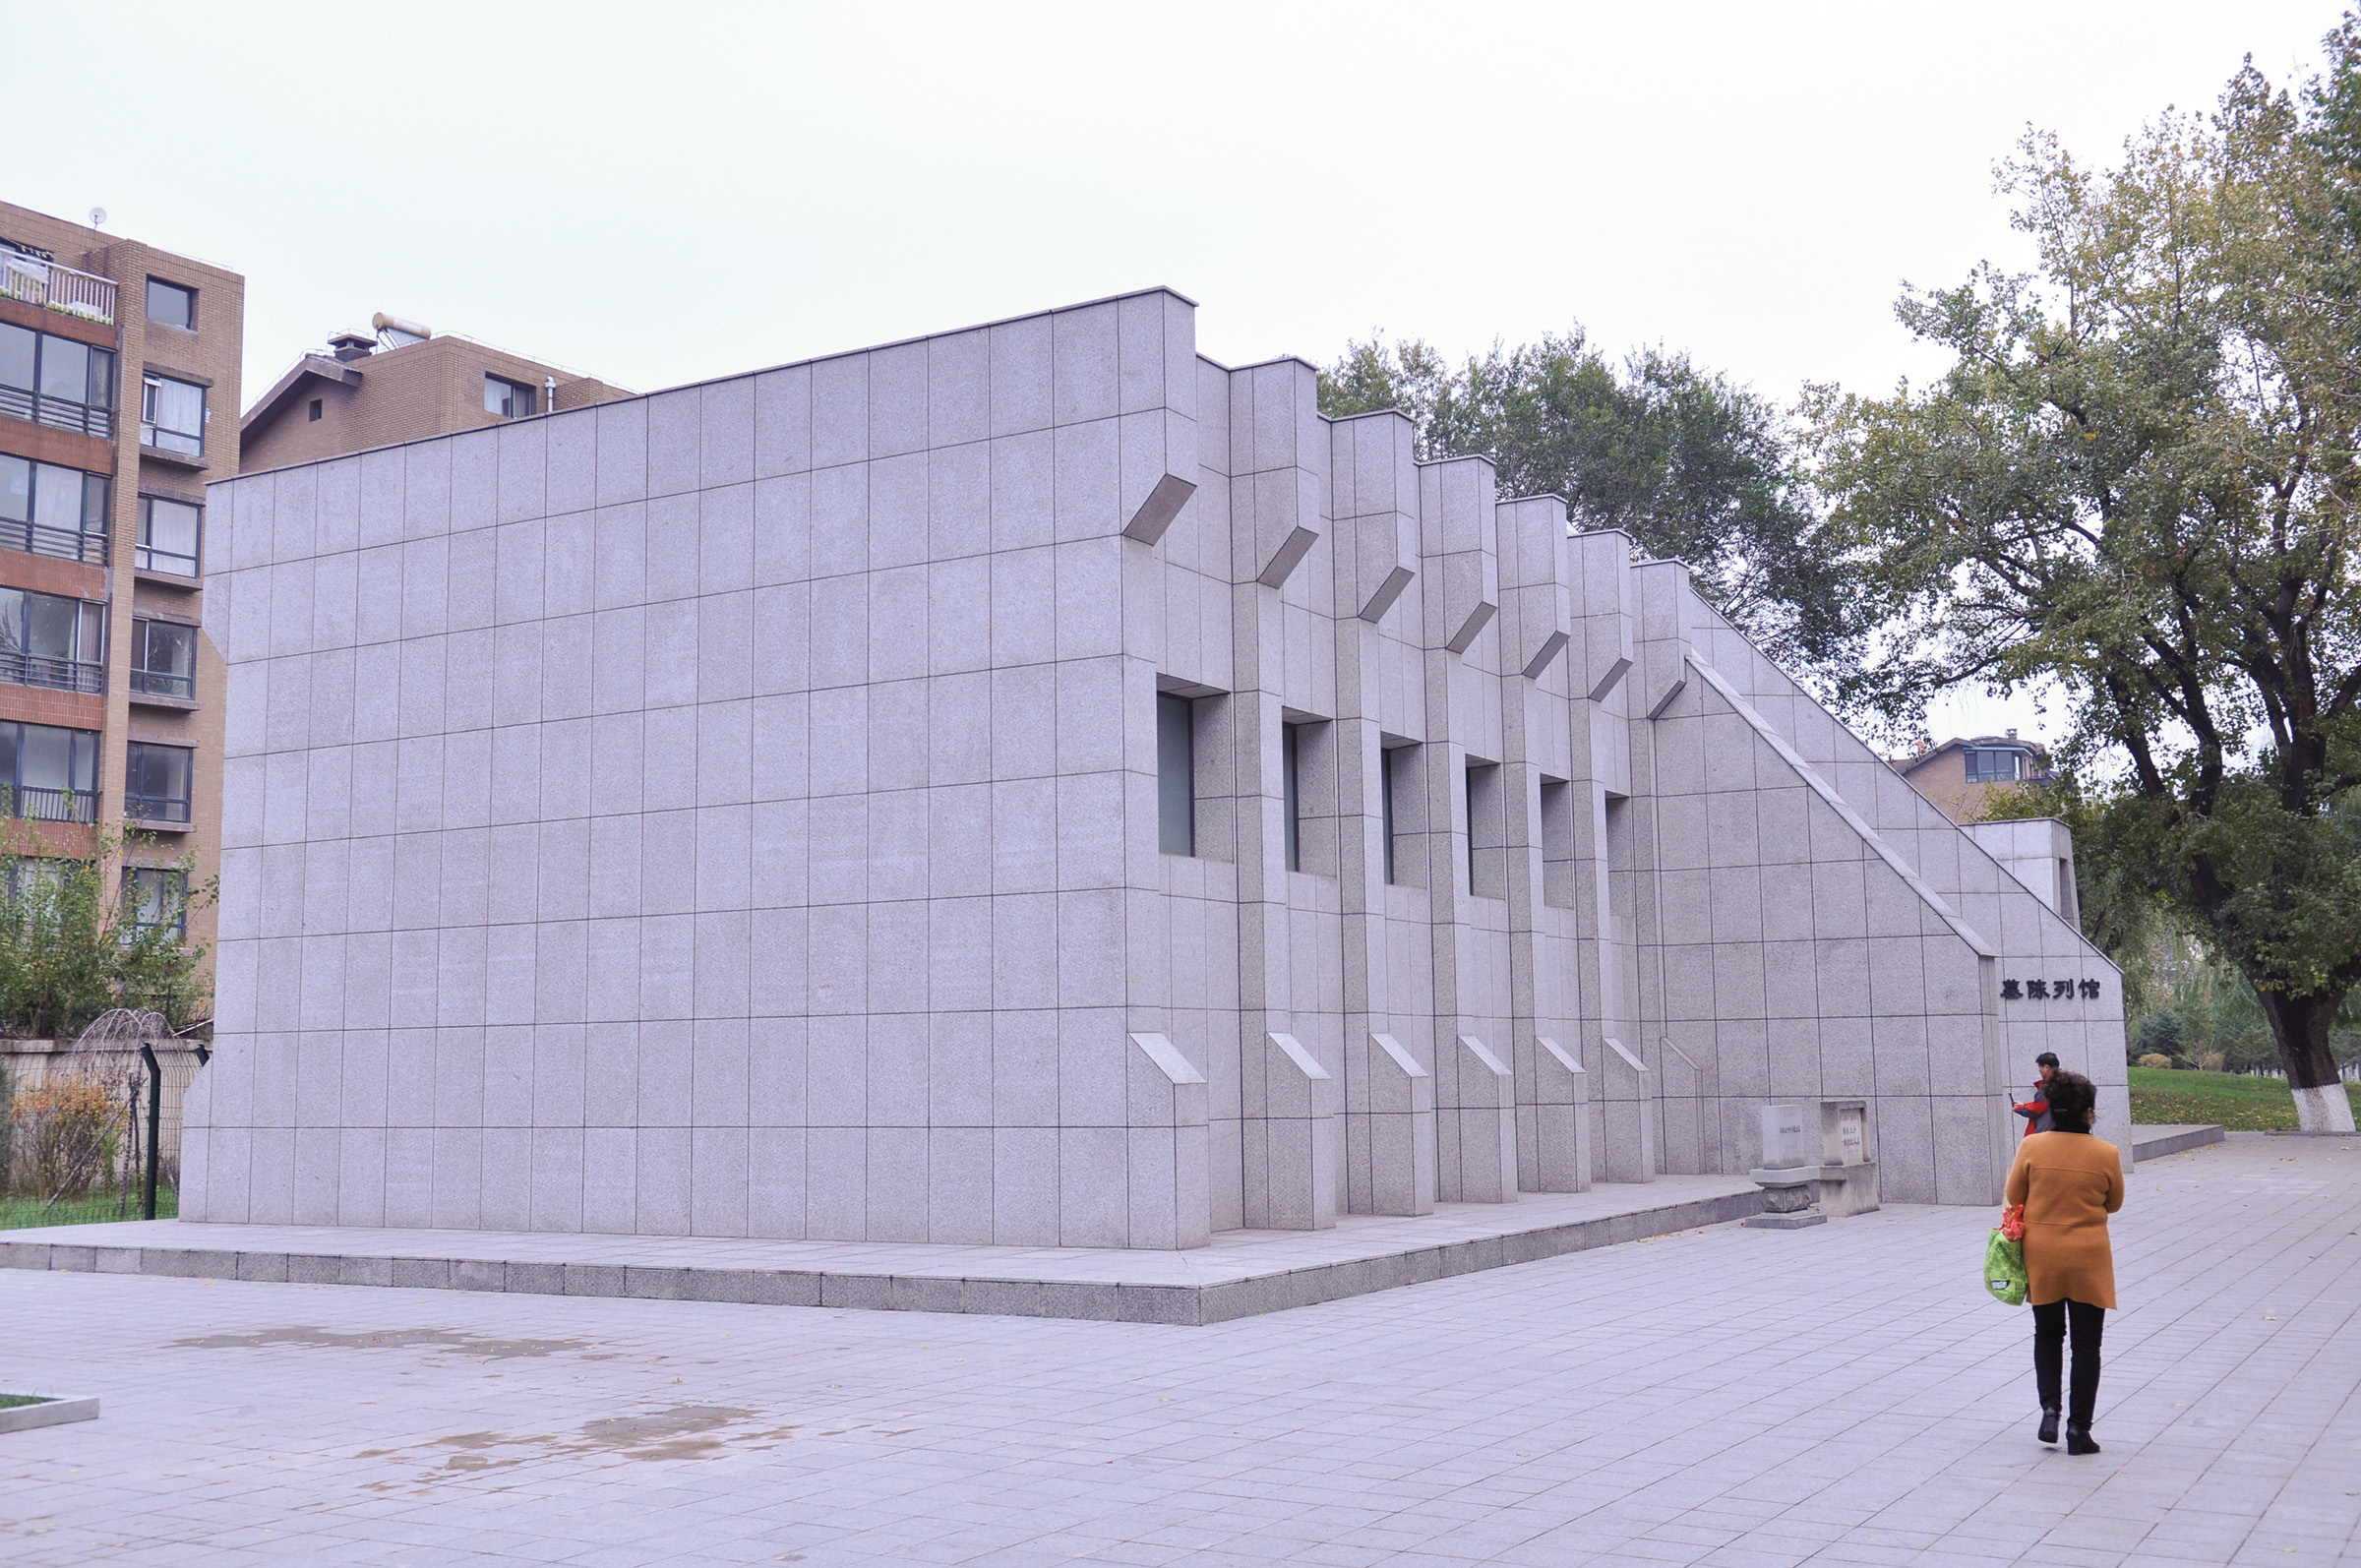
top-left (2014, 1053), bottom-right (2061, 1138)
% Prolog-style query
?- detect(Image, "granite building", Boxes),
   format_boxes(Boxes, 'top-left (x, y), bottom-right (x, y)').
top-left (184, 289), bottom-right (2128, 1248)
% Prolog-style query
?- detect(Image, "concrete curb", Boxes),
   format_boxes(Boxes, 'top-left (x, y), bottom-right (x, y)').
top-left (2131, 1124), bottom-right (2227, 1160)
top-left (1, 1188), bottom-right (1764, 1325)
top-left (0, 1396), bottom-right (98, 1433)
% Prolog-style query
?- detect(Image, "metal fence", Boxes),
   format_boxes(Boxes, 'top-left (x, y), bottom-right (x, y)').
top-left (0, 1040), bottom-right (208, 1227)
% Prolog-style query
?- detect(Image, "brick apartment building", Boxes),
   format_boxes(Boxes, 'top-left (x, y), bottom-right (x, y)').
top-left (0, 200), bottom-right (242, 968)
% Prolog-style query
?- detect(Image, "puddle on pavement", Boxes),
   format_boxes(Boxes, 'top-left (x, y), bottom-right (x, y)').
top-left (357, 1404), bottom-right (817, 1481)
top-left (169, 1326), bottom-right (596, 1360)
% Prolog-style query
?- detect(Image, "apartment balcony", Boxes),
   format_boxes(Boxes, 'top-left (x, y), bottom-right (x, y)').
top-left (6, 784), bottom-right (95, 823)
top-left (0, 251), bottom-right (117, 326)
top-left (0, 648), bottom-right (103, 695)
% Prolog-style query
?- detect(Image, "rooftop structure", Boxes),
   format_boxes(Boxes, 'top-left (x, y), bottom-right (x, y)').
top-left (1897, 731), bottom-right (2054, 824)
top-left (241, 317), bottom-right (628, 474)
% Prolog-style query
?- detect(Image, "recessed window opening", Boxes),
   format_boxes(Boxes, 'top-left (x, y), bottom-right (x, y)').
top-left (1158, 692), bottom-right (1194, 857)
top-left (146, 279), bottom-right (195, 332)
top-left (307, 397), bottom-right (323, 422)
top-left (1466, 759), bottom-right (1504, 899)
top-left (1282, 721), bottom-right (1302, 873)
top-left (1381, 742), bottom-right (1422, 888)
top-left (1540, 776), bottom-right (1576, 910)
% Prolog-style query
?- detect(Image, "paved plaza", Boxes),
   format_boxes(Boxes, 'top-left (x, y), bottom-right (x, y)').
top-left (4, 1133), bottom-right (2358, 1567)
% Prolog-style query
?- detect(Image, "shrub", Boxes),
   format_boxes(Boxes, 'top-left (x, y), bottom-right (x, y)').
top-left (8, 1071), bottom-right (120, 1201)
top-left (2137, 1053), bottom-right (2175, 1069)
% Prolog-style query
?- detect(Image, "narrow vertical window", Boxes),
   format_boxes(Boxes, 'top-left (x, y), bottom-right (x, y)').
top-left (1157, 692), bottom-right (1194, 857)
top-left (1466, 760), bottom-right (1503, 898)
top-left (1282, 722), bottom-right (1302, 873)
top-left (1540, 777), bottom-right (1575, 910)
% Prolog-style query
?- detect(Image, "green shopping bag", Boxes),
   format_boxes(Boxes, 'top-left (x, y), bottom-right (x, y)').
top-left (1983, 1228), bottom-right (2028, 1306)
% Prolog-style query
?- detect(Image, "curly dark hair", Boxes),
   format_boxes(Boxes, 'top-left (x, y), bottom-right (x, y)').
top-left (2043, 1069), bottom-right (2097, 1131)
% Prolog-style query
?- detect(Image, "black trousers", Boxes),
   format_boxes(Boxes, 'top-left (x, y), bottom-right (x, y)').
top-left (2032, 1298), bottom-right (2104, 1426)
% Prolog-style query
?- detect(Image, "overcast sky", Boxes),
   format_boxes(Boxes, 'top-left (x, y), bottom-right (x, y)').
top-left (10, 0), bottom-right (2352, 743)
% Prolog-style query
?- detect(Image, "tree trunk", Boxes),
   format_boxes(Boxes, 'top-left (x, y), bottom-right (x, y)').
top-left (2255, 988), bottom-right (2357, 1133)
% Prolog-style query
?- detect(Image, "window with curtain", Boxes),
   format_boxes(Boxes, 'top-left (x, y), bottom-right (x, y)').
top-left (141, 373), bottom-right (205, 455)
top-left (137, 496), bottom-right (201, 575)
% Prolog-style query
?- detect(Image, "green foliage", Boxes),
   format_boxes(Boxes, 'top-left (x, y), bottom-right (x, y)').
top-left (1809, 31), bottom-right (2361, 1099)
top-left (0, 825), bottom-right (213, 1040)
top-left (2127, 1063), bottom-right (2361, 1129)
top-left (1317, 332), bottom-right (1865, 683)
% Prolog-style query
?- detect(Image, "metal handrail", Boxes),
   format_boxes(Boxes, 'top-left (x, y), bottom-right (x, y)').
top-left (6, 785), bottom-right (96, 823)
top-left (0, 517), bottom-right (107, 566)
top-left (0, 383), bottom-right (113, 440)
top-left (0, 252), bottom-right (117, 326)
top-left (134, 545), bottom-right (198, 577)
top-left (0, 648), bottom-right (102, 695)
top-left (130, 668), bottom-right (193, 700)
top-left (124, 792), bottom-right (190, 824)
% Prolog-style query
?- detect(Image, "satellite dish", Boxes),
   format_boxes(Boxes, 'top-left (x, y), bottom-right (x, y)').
top-left (89, 208), bottom-right (106, 227)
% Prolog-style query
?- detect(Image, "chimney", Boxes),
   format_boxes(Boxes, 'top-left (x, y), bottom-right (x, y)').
top-left (326, 331), bottom-right (376, 362)
top-left (2006, 728), bottom-right (2018, 740)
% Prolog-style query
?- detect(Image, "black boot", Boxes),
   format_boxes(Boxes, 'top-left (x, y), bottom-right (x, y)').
top-left (2065, 1422), bottom-right (2100, 1456)
top-left (2037, 1408), bottom-right (2059, 1444)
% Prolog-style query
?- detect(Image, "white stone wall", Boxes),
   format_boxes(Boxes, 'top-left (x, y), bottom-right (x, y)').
top-left (184, 288), bottom-right (2128, 1245)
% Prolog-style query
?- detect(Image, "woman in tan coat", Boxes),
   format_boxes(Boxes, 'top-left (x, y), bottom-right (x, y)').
top-left (2003, 1069), bottom-right (2123, 1455)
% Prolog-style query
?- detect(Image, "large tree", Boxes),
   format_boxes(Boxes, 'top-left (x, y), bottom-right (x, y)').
top-left (1319, 332), bottom-right (1865, 683)
top-left (1808, 37), bottom-right (2361, 1128)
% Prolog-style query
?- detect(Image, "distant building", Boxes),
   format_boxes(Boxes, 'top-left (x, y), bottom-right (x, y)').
top-left (0, 200), bottom-right (242, 966)
top-left (240, 315), bottom-right (628, 472)
top-left (1897, 730), bottom-right (2052, 823)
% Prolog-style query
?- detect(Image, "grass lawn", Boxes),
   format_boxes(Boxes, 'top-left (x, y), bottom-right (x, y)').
top-left (0, 1186), bottom-right (176, 1231)
top-left (2127, 1064), bottom-right (2361, 1131)
top-left (0, 1394), bottom-right (48, 1409)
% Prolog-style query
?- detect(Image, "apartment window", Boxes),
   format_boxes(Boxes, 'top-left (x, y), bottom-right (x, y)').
top-left (0, 322), bottom-right (115, 438)
top-left (137, 496), bottom-right (202, 576)
top-left (308, 397), bottom-right (323, 421)
top-left (123, 866), bottom-right (187, 938)
top-left (0, 587), bottom-right (103, 694)
top-left (1965, 747), bottom-right (2025, 784)
top-left (146, 278), bottom-right (196, 332)
top-left (4, 856), bottom-right (72, 901)
top-left (484, 375), bottom-right (536, 418)
top-left (1158, 692), bottom-right (1194, 857)
top-left (124, 741), bottom-right (193, 824)
top-left (131, 618), bottom-right (196, 700)
top-left (141, 373), bottom-right (205, 456)
top-left (0, 455), bottom-right (110, 564)
top-left (0, 721), bottom-right (98, 822)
